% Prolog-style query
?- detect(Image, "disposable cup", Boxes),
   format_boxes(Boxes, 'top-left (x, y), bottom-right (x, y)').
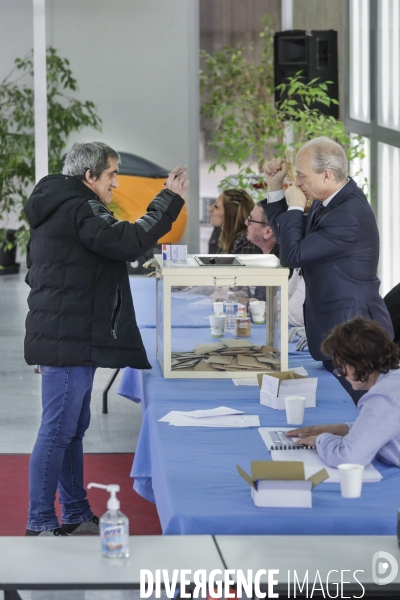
top-left (338, 464), bottom-right (364, 498)
top-left (251, 301), bottom-right (266, 323)
top-left (213, 302), bottom-right (224, 316)
top-left (209, 315), bottom-right (226, 338)
top-left (284, 395), bottom-right (306, 425)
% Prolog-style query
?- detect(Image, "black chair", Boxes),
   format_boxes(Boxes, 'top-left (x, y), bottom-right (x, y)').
top-left (383, 282), bottom-right (400, 345)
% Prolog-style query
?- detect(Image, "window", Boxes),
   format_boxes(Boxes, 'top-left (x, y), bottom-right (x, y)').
top-left (349, 134), bottom-right (371, 199)
top-left (378, 0), bottom-right (400, 130)
top-left (378, 142), bottom-right (400, 295)
top-left (349, 0), bottom-right (370, 123)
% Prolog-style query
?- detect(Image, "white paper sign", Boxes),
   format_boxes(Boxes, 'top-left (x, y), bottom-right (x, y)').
top-left (261, 374), bottom-right (280, 396)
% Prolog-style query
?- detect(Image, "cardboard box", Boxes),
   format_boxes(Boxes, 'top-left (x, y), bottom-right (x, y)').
top-left (257, 371), bottom-right (318, 410)
top-left (237, 461), bottom-right (328, 508)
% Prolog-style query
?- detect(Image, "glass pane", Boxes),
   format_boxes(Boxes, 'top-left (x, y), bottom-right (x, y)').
top-left (378, 0), bottom-right (400, 130)
top-left (349, 0), bottom-right (370, 123)
top-left (168, 285), bottom-right (282, 374)
top-left (378, 142), bottom-right (400, 295)
top-left (349, 134), bottom-right (371, 199)
top-left (156, 278), bottom-right (164, 369)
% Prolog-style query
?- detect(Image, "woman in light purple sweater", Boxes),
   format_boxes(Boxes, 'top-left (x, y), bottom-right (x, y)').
top-left (287, 317), bottom-right (400, 468)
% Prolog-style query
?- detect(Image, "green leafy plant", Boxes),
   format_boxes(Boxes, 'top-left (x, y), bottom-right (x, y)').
top-left (0, 47), bottom-right (102, 251)
top-left (200, 17), bottom-right (367, 199)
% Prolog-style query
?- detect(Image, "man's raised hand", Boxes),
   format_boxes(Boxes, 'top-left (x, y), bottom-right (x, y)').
top-left (165, 166), bottom-right (190, 200)
top-left (264, 158), bottom-right (288, 191)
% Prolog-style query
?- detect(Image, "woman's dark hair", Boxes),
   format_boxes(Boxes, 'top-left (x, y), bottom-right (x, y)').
top-left (218, 189), bottom-right (255, 253)
top-left (320, 317), bottom-right (400, 382)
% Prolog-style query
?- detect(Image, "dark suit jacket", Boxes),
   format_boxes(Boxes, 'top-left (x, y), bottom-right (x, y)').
top-left (260, 178), bottom-right (393, 361)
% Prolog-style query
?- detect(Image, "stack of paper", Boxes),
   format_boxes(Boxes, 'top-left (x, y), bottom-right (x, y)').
top-left (171, 340), bottom-right (281, 372)
top-left (159, 406), bottom-right (260, 428)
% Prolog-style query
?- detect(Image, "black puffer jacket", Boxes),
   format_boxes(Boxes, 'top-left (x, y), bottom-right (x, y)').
top-left (24, 174), bottom-right (184, 368)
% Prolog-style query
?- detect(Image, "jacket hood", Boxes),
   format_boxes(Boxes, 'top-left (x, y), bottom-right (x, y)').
top-left (24, 174), bottom-right (98, 228)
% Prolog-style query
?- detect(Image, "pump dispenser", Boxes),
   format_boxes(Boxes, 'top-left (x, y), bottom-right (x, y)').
top-left (88, 483), bottom-right (129, 558)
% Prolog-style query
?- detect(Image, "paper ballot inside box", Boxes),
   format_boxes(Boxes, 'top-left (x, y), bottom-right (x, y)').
top-left (257, 371), bottom-right (317, 410)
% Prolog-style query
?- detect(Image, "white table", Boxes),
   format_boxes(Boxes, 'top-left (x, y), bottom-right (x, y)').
top-left (0, 535), bottom-right (224, 599)
top-left (215, 535), bottom-right (400, 597)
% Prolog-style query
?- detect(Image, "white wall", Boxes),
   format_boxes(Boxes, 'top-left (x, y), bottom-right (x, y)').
top-left (0, 0), bottom-right (199, 250)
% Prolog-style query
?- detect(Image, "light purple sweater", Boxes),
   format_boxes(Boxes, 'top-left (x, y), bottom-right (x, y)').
top-left (317, 369), bottom-right (400, 468)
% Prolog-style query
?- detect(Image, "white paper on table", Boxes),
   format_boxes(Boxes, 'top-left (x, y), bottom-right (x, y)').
top-left (159, 411), bottom-right (181, 423)
top-left (178, 406), bottom-right (244, 419)
top-left (270, 448), bottom-right (382, 483)
top-left (170, 414), bottom-right (260, 428)
top-left (289, 367), bottom-right (308, 376)
top-left (258, 428), bottom-right (382, 483)
top-left (232, 379), bottom-right (259, 386)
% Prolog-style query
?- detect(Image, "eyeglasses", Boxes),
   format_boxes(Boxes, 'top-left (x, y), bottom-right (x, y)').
top-left (246, 216), bottom-right (269, 226)
top-left (333, 366), bottom-right (347, 377)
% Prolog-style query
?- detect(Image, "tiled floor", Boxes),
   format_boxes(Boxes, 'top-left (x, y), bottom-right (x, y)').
top-left (0, 269), bottom-right (143, 455)
top-left (0, 269), bottom-right (154, 600)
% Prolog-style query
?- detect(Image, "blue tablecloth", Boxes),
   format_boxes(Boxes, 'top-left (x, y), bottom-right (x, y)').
top-left (131, 397), bottom-right (399, 535)
top-left (130, 276), bottom-right (221, 329)
top-left (129, 276), bottom-right (157, 328)
top-left (126, 277), bottom-right (400, 536)
top-left (118, 335), bottom-right (345, 408)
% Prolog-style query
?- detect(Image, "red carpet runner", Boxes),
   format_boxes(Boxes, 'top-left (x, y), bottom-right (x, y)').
top-left (0, 453), bottom-right (162, 536)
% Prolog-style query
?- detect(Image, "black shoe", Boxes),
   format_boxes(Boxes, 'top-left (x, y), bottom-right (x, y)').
top-left (61, 515), bottom-right (100, 536)
top-left (25, 527), bottom-right (67, 536)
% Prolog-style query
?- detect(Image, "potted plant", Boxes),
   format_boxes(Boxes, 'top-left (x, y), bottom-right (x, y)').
top-left (0, 47), bottom-right (101, 272)
top-left (200, 16), bottom-right (367, 202)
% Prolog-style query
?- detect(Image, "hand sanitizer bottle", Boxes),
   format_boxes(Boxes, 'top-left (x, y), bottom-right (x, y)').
top-left (223, 290), bottom-right (238, 334)
top-left (88, 483), bottom-right (129, 558)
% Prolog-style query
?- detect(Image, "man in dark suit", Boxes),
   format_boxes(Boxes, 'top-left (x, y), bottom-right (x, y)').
top-left (261, 136), bottom-right (393, 402)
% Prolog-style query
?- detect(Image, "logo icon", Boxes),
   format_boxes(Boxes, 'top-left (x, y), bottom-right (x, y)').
top-left (372, 551), bottom-right (399, 585)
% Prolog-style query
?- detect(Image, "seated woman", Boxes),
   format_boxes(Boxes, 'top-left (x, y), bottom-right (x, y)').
top-left (209, 189), bottom-right (262, 254)
top-left (287, 317), bottom-right (400, 468)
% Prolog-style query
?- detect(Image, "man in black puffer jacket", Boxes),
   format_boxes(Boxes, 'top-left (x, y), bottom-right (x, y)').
top-left (24, 141), bottom-right (188, 536)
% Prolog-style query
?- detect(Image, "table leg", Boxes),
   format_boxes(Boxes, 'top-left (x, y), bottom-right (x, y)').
top-left (102, 368), bottom-right (120, 414)
top-left (4, 591), bottom-right (23, 600)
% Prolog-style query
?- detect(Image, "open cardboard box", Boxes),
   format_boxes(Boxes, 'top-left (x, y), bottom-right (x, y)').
top-left (237, 461), bottom-right (328, 508)
top-left (257, 371), bottom-right (318, 410)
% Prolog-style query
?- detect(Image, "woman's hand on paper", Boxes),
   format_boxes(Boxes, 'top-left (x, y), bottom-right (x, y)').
top-left (286, 423), bottom-right (350, 446)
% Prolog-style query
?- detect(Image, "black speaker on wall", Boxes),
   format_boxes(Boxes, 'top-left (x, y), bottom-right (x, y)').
top-left (274, 30), bottom-right (339, 119)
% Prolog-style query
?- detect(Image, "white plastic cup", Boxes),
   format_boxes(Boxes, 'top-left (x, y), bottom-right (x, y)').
top-left (338, 464), bottom-right (364, 498)
top-left (213, 302), bottom-right (224, 316)
top-left (284, 395), bottom-right (306, 425)
top-left (209, 315), bottom-right (226, 338)
top-left (251, 301), bottom-right (266, 323)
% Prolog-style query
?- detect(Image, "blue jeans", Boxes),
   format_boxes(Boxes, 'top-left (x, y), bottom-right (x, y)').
top-left (28, 366), bottom-right (96, 531)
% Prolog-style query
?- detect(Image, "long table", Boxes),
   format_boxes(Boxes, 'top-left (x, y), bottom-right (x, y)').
top-left (0, 535), bottom-right (223, 599)
top-left (216, 535), bottom-right (400, 595)
top-left (120, 277), bottom-right (400, 539)
top-left (2, 535), bottom-right (399, 598)
top-left (131, 397), bottom-right (399, 536)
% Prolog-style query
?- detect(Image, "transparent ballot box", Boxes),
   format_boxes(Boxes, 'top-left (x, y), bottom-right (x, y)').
top-left (155, 254), bottom-right (289, 378)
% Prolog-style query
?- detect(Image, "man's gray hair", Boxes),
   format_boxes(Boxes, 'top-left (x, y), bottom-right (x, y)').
top-left (62, 141), bottom-right (120, 180)
top-left (300, 137), bottom-right (348, 182)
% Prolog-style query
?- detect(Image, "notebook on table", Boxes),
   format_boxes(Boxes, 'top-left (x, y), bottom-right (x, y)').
top-left (258, 427), bottom-right (382, 483)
